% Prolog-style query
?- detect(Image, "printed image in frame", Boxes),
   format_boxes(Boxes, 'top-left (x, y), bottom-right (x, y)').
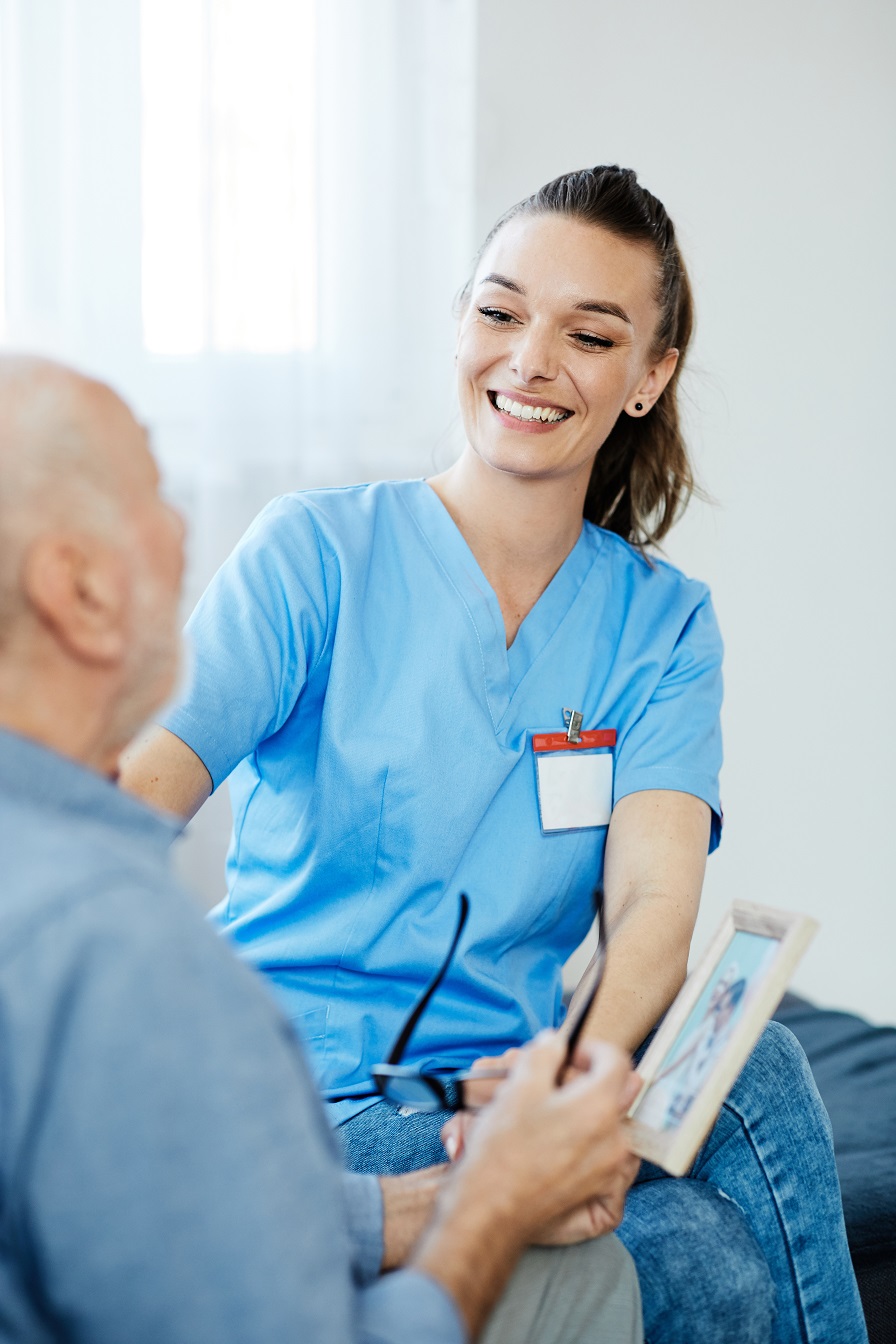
top-left (627, 901), bottom-right (818, 1176)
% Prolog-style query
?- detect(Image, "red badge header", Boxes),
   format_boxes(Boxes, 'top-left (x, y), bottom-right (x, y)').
top-left (532, 729), bottom-right (617, 754)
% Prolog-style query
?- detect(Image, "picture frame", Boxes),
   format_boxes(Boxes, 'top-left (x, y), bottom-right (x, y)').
top-left (627, 900), bottom-right (818, 1176)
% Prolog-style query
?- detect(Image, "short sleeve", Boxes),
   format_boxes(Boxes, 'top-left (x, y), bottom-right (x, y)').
top-left (613, 591), bottom-right (724, 851)
top-left (163, 496), bottom-right (335, 788)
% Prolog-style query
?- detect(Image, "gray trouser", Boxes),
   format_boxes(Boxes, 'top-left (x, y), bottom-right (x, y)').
top-left (482, 1235), bottom-right (643, 1344)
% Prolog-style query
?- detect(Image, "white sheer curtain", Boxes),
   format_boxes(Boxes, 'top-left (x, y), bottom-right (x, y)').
top-left (0, 0), bottom-right (476, 898)
top-left (0, 0), bottom-right (475, 593)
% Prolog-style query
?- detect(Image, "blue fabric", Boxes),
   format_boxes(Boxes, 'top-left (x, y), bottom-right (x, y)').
top-left (773, 994), bottom-right (896, 1263)
top-left (651, 1021), bottom-right (867, 1344)
top-left (620, 1182), bottom-right (775, 1344)
top-left (0, 728), bottom-right (462, 1344)
top-left (339, 1025), bottom-right (868, 1344)
top-left (338, 1103), bottom-right (452, 1175)
top-left (164, 479), bottom-right (724, 1124)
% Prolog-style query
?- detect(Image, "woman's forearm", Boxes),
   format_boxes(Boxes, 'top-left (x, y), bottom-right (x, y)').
top-left (575, 888), bottom-right (694, 1053)
top-left (574, 789), bottom-right (711, 1054)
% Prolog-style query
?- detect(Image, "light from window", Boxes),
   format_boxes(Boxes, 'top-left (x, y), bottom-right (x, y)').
top-left (141, 0), bottom-right (316, 356)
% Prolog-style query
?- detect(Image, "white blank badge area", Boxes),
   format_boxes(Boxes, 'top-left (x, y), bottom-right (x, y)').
top-left (536, 751), bottom-right (614, 832)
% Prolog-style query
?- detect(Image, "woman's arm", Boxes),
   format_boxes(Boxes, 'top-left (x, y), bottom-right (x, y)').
top-left (570, 788), bottom-right (711, 1055)
top-left (119, 726), bottom-right (213, 822)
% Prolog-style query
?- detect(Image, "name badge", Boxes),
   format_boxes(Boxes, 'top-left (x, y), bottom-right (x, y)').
top-left (533, 729), bottom-right (616, 833)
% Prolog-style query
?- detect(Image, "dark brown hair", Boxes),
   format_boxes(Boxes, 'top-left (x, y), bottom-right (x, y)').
top-left (464, 166), bottom-right (695, 547)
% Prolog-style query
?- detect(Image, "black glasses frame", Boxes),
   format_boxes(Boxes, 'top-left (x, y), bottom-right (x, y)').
top-left (328, 887), bottom-right (607, 1113)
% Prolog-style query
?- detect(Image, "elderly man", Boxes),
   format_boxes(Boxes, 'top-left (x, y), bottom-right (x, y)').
top-left (0, 356), bottom-right (642, 1343)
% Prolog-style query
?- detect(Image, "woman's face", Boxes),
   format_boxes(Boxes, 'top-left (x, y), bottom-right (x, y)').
top-left (455, 212), bottom-right (678, 487)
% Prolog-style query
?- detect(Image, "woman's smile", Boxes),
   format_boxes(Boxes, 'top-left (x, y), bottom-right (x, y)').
top-left (487, 388), bottom-right (573, 431)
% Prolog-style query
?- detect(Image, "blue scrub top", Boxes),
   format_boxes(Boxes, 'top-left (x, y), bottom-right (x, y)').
top-left (165, 479), bottom-right (723, 1123)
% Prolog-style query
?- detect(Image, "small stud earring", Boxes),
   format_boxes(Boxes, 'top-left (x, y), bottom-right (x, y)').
top-left (634, 402), bottom-right (644, 412)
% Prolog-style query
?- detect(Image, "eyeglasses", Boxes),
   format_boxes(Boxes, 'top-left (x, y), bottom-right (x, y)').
top-left (328, 887), bottom-right (607, 1114)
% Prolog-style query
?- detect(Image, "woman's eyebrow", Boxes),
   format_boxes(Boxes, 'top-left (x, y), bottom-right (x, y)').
top-left (574, 299), bottom-right (632, 326)
top-left (479, 273), bottom-right (632, 326)
top-left (480, 272), bottom-right (524, 295)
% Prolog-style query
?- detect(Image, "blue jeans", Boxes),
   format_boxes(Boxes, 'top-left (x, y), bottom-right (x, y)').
top-left (337, 1023), bottom-right (867, 1344)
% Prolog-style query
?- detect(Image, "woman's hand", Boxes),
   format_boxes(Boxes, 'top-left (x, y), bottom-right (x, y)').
top-left (459, 1048), bottom-right (522, 1107)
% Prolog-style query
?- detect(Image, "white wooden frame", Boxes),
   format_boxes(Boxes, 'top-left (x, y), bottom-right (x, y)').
top-left (627, 900), bottom-right (818, 1176)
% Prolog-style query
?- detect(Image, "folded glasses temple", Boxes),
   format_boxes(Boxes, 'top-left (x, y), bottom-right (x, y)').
top-left (327, 888), bottom-right (600, 1106)
top-left (562, 886), bottom-right (607, 1061)
top-left (385, 892), bottom-right (470, 1065)
top-left (325, 892), bottom-right (470, 1105)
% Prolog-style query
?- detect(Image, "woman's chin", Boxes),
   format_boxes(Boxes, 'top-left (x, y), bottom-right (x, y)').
top-left (468, 439), bottom-right (587, 486)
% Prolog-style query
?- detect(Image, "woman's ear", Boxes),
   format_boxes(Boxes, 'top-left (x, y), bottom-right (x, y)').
top-left (625, 348), bottom-right (679, 417)
top-left (22, 533), bottom-right (129, 664)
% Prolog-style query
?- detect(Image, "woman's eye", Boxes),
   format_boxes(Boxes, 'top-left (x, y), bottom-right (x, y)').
top-left (477, 306), bottom-right (517, 325)
top-left (574, 332), bottom-right (614, 350)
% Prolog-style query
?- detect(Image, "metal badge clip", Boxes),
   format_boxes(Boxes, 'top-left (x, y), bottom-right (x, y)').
top-left (562, 708), bottom-right (584, 744)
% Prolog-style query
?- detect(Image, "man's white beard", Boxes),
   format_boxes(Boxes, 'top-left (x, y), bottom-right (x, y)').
top-left (149, 632), bottom-right (195, 728)
top-left (112, 617), bottom-right (194, 759)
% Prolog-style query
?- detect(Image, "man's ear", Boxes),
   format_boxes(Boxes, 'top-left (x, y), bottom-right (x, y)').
top-left (624, 347), bottom-right (680, 418)
top-left (22, 534), bottom-right (128, 664)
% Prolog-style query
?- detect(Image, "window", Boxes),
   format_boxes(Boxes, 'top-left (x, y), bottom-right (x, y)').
top-left (141, 0), bottom-right (316, 356)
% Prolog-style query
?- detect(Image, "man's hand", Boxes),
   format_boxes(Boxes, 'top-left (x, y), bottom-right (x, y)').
top-left (413, 1032), bottom-right (638, 1337)
top-left (441, 1033), bottom-right (637, 1238)
top-left (379, 1165), bottom-right (448, 1270)
top-left (442, 1045), bottom-right (640, 1244)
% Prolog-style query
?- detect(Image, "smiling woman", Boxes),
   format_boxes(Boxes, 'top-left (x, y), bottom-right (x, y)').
top-left (120, 166), bottom-right (867, 1344)
top-left (453, 167), bottom-right (693, 548)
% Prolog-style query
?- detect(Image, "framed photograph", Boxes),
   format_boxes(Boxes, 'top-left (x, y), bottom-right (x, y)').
top-left (627, 901), bottom-right (818, 1176)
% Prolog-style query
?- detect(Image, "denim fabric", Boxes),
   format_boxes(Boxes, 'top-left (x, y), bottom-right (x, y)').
top-left (620, 1180), bottom-right (774, 1343)
top-left (338, 1023), bottom-right (868, 1344)
top-left (338, 1105), bottom-right (451, 1174)
top-left (679, 1021), bottom-right (866, 1344)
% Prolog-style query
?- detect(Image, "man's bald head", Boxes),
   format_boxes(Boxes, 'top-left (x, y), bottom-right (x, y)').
top-left (0, 356), bottom-right (139, 644)
top-left (0, 356), bottom-right (185, 771)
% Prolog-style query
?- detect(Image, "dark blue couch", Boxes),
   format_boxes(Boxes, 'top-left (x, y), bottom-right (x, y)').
top-left (773, 994), bottom-right (896, 1344)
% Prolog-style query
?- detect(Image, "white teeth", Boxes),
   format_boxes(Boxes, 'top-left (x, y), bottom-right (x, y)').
top-left (494, 393), bottom-right (567, 424)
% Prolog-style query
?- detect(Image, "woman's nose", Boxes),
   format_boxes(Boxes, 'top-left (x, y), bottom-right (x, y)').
top-left (508, 324), bottom-right (558, 384)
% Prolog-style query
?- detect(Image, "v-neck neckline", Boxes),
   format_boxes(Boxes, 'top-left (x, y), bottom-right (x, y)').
top-left (399, 479), bottom-right (602, 730)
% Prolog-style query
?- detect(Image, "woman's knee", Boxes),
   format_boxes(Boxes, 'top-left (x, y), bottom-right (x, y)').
top-left (617, 1179), bottom-right (775, 1344)
top-left (726, 1021), bottom-right (832, 1141)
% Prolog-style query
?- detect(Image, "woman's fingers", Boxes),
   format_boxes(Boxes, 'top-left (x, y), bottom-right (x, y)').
top-left (441, 1111), bottom-right (475, 1161)
top-left (620, 1069), bottom-right (644, 1112)
top-left (462, 1047), bottom-right (524, 1107)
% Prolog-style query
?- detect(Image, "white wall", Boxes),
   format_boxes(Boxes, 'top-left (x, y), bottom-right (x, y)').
top-left (475, 0), bottom-right (896, 1020)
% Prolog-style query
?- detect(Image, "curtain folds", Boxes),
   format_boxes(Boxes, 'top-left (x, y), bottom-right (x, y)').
top-left (0, 0), bottom-right (476, 602)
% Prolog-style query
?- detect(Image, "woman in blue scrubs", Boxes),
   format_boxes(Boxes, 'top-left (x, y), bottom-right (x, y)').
top-left (123, 167), bottom-right (866, 1344)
